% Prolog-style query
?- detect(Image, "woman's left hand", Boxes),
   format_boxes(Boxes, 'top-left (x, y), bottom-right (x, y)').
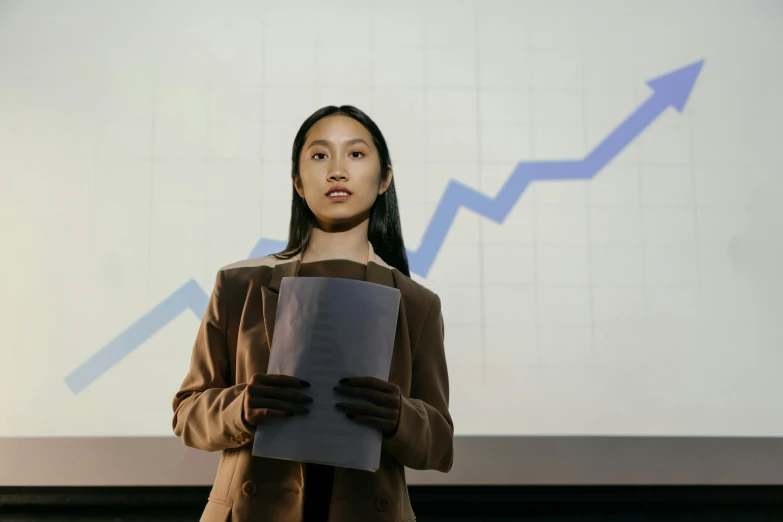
top-left (333, 377), bottom-right (402, 437)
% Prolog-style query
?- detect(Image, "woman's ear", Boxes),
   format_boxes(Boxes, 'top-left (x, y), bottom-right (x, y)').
top-left (292, 174), bottom-right (305, 198)
top-left (378, 165), bottom-right (393, 195)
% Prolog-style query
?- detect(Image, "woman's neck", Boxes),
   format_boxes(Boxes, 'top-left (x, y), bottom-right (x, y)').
top-left (302, 223), bottom-right (370, 265)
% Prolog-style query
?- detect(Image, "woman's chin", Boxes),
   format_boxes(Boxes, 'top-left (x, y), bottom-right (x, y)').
top-left (314, 213), bottom-right (370, 232)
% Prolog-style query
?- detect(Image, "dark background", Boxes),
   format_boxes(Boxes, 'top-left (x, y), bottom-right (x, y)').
top-left (1, 486), bottom-right (782, 521)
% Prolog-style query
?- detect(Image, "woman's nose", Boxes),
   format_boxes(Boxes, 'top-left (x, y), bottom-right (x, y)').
top-left (328, 162), bottom-right (349, 181)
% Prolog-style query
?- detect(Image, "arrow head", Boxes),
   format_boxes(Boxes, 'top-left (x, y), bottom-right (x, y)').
top-left (646, 59), bottom-right (705, 113)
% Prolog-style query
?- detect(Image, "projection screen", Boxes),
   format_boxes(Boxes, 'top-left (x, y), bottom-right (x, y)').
top-left (2, 0), bottom-right (783, 485)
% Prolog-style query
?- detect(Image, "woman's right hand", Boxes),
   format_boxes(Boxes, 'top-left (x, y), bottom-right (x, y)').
top-left (242, 373), bottom-right (313, 428)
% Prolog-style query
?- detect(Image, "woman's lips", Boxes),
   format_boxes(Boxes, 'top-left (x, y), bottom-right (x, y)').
top-left (326, 186), bottom-right (352, 202)
top-left (326, 190), bottom-right (351, 202)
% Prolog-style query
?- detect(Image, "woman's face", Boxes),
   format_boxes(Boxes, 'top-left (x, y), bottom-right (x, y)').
top-left (294, 114), bottom-right (391, 231)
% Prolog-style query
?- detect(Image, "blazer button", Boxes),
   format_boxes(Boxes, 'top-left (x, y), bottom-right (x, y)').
top-left (374, 496), bottom-right (390, 512)
top-left (242, 480), bottom-right (257, 497)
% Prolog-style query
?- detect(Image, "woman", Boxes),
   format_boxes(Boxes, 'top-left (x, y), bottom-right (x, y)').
top-left (172, 105), bottom-right (454, 522)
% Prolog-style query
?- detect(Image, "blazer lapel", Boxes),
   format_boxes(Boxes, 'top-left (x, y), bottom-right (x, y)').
top-left (333, 244), bottom-right (403, 503)
top-left (365, 242), bottom-right (397, 290)
top-left (260, 256), bottom-right (301, 350)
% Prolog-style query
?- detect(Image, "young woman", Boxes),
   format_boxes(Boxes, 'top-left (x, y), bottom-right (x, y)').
top-left (172, 105), bottom-right (454, 522)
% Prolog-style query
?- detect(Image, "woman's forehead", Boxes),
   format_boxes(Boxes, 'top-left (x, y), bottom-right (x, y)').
top-left (306, 114), bottom-right (373, 144)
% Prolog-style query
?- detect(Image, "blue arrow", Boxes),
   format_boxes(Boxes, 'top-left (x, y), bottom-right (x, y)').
top-left (64, 280), bottom-right (208, 393)
top-left (584, 58), bottom-right (704, 174)
top-left (252, 59), bottom-right (705, 276)
top-left (65, 59), bottom-right (704, 394)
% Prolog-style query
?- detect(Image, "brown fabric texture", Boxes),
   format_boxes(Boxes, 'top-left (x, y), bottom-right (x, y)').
top-left (172, 244), bottom-right (454, 522)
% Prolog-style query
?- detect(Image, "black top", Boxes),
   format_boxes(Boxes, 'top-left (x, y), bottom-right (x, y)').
top-left (297, 259), bottom-right (368, 521)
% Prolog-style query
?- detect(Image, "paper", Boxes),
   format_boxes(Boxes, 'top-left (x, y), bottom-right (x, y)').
top-left (252, 276), bottom-right (401, 472)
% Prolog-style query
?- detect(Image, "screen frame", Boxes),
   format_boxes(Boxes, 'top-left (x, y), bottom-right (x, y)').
top-left (2, 436), bottom-right (782, 486)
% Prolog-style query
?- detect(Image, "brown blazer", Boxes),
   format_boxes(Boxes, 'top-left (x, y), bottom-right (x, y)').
top-left (172, 243), bottom-right (454, 522)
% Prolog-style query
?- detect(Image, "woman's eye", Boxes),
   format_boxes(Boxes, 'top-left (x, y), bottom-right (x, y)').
top-left (350, 151), bottom-right (364, 158)
top-left (312, 153), bottom-right (327, 160)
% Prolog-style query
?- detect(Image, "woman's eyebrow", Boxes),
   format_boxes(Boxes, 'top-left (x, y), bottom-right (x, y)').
top-left (307, 138), bottom-right (369, 149)
top-left (345, 138), bottom-right (369, 147)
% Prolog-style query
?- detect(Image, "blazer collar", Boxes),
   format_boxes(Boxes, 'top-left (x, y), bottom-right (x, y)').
top-left (267, 241), bottom-right (396, 292)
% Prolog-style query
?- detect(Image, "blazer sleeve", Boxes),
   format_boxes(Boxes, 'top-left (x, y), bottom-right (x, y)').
top-left (382, 293), bottom-right (454, 472)
top-left (171, 269), bottom-right (254, 452)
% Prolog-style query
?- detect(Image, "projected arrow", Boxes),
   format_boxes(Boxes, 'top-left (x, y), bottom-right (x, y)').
top-left (248, 60), bottom-right (705, 274)
top-left (65, 59), bottom-right (705, 394)
top-left (64, 280), bottom-right (209, 393)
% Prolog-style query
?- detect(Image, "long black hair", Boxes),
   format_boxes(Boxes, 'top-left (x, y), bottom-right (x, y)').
top-left (273, 105), bottom-right (411, 277)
